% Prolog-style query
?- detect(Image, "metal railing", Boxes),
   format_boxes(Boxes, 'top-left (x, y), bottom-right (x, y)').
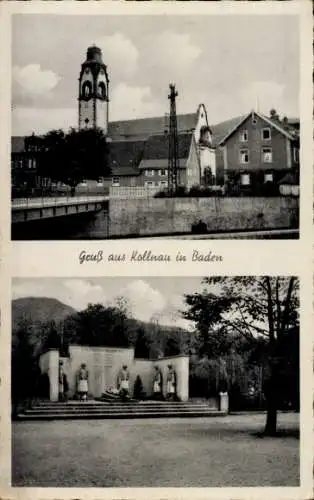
top-left (11, 194), bottom-right (107, 210)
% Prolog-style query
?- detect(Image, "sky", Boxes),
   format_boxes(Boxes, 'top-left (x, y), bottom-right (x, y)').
top-left (12, 277), bottom-right (209, 329)
top-left (12, 14), bottom-right (299, 136)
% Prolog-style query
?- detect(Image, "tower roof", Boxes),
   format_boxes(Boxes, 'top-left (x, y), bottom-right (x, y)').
top-left (86, 45), bottom-right (103, 63)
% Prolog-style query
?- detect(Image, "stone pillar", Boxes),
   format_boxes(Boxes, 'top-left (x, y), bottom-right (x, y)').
top-left (219, 392), bottom-right (229, 413)
top-left (177, 357), bottom-right (189, 402)
top-left (48, 350), bottom-right (59, 402)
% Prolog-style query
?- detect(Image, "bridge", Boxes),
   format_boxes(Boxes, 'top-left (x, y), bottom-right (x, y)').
top-left (12, 195), bottom-right (108, 224)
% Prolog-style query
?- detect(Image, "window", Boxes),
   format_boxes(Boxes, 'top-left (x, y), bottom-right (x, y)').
top-left (293, 147), bottom-right (299, 163)
top-left (159, 169), bottom-right (167, 177)
top-left (262, 147), bottom-right (272, 163)
top-left (145, 169), bottom-right (154, 177)
top-left (160, 181), bottom-right (168, 187)
top-left (98, 82), bottom-right (106, 99)
top-left (240, 130), bottom-right (248, 142)
top-left (264, 172), bottom-right (273, 183)
top-left (240, 149), bottom-right (249, 164)
top-left (112, 177), bottom-right (120, 187)
top-left (187, 168), bottom-right (192, 177)
top-left (145, 181), bottom-right (154, 188)
top-left (82, 81), bottom-right (92, 99)
top-left (262, 128), bottom-right (271, 140)
top-left (240, 173), bottom-right (250, 186)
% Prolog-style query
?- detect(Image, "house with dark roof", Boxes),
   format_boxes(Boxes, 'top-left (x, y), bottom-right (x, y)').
top-left (214, 109), bottom-right (300, 190)
top-left (11, 103), bottom-right (217, 193)
top-left (11, 46), bottom-right (299, 196)
top-left (101, 103), bottom-right (215, 191)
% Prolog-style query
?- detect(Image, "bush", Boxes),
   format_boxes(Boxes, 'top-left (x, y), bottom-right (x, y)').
top-left (133, 375), bottom-right (145, 400)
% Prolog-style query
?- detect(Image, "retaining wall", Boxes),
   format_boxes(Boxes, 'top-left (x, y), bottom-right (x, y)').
top-left (108, 196), bottom-right (299, 237)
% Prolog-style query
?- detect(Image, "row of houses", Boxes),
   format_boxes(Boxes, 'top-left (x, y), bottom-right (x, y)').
top-left (11, 105), bottom-right (299, 195)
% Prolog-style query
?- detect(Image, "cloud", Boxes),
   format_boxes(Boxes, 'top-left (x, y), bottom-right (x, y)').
top-left (13, 64), bottom-right (61, 99)
top-left (62, 280), bottom-right (106, 311)
top-left (95, 33), bottom-right (139, 81)
top-left (12, 106), bottom-right (77, 136)
top-left (110, 83), bottom-right (163, 121)
top-left (12, 279), bottom-right (107, 312)
top-left (12, 281), bottom-right (47, 300)
top-left (118, 279), bottom-right (167, 322)
top-left (239, 81), bottom-right (287, 114)
top-left (141, 31), bottom-right (201, 87)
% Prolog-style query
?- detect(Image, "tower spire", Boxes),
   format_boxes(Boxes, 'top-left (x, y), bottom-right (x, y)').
top-left (78, 46), bottom-right (109, 133)
top-left (168, 83), bottom-right (179, 196)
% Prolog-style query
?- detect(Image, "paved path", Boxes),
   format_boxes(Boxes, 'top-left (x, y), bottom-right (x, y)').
top-left (12, 413), bottom-right (299, 487)
top-left (140, 229), bottom-right (299, 239)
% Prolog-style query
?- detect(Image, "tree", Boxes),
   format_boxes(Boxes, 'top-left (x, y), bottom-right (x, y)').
top-left (183, 277), bottom-right (299, 435)
top-left (134, 325), bottom-right (151, 359)
top-left (11, 318), bottom-right (39, 413)
top-left (37, 127), bottom-right (110, 191)
top-left (69, 302), bottom-right (131, 348)
top-left (164, 330), bottom-right (182, 357)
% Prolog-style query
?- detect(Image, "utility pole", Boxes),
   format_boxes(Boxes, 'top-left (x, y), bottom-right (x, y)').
top-left (168, 84), bottom-right (179, 196)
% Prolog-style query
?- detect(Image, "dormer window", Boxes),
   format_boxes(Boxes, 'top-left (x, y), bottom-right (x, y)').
top-left (240, 130), bottom-right (248, 142)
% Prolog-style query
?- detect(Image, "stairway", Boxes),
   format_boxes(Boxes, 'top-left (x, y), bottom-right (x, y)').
top-left (16, 400), bottom-right (226, 421)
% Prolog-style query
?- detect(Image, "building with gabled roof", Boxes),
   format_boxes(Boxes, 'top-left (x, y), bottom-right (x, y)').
top-left (11, 45), bottom-right (299, 196)
top-left (214, 109), bottom-right (300, 190)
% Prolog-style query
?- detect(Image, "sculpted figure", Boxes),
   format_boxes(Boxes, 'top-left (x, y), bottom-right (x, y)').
top-left (166, 364), bottom-right (177, 401)
top-left (77, 363), bottom-right (89, 401)
top-left (118, 365), bottom-right (130, 401)
top-left (153, 366), bottom-right (163, 400)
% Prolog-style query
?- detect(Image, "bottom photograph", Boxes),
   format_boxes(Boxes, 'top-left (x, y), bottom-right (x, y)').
top-left (11, 276), bottom-right (299, 487)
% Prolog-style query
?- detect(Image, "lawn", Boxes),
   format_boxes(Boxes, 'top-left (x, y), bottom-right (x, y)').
top-left (12, 413), bottom-right (299, 487)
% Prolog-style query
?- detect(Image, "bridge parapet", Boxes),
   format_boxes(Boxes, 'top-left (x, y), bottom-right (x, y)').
top-left (12, 195), bottom-right (107, 210)
top-left (12, 195), bottom-right (108, 224)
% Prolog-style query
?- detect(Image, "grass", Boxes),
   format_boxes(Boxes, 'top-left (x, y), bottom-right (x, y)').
top-left (12, 413), bottom-right (299, 487)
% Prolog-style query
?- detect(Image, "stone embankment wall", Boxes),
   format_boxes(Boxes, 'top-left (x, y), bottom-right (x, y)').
top-left (108, 197), bottom-right (299, 237)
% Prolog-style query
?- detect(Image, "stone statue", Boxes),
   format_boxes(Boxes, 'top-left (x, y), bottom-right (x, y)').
top-left (77, 363), bottom-right (89, 401)
top-left (58, 361), bottom-right (65, 402)
top-left (166, 364), bottom-right (177, 401)
top-left (59, 361), bottom-right (68, 402)
top-left (153, 365), bottom-right (163, 400)
top-left (117, 365), bottom-right (130, 401)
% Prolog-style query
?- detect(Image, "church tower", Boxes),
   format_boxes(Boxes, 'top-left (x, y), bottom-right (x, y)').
top-left (78, 45), bottom-right (109, 133)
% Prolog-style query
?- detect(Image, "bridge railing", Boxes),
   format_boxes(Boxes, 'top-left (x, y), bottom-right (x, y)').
top-left (11, 194), bottom-right (107, 209)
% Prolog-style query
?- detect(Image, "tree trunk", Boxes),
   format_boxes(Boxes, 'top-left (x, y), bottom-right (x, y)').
top-left (263, 363), bottom-right (278, 436)
top-left (264, 399), bottom-right (277, 436)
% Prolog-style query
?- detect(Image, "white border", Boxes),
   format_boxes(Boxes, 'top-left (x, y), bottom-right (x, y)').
top-left (0, 1), bottom-right (313, 499)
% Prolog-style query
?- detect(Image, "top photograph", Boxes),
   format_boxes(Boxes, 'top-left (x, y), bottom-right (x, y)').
top-left (11, 13), bottom-right (300, 240)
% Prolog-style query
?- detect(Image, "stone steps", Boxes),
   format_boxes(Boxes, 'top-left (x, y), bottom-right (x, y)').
top-left (16, 401), bottom-right (226, 421)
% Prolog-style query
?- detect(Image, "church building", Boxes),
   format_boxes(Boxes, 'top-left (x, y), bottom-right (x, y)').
top-left (77, 45), bottom-right (216, 191)
top-left (11, 45), bottom-right (299, 195)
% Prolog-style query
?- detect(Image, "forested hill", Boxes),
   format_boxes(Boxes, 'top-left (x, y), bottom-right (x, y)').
top-left (12, 297), bottom-right (192, 359)
top-left (12, 297), bottom-right (76, 329)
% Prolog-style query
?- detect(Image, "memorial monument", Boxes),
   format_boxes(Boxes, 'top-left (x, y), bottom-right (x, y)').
top-left (39, 344), bottom-right (190, 402)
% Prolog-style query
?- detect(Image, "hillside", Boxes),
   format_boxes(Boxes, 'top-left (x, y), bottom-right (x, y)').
top-left (12, 297), bottom-right (76, 331)
top-left (11, 296), bottom-right (192, 358)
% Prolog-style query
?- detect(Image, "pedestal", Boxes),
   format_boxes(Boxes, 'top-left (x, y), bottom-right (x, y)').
top-left (219, 392), bottom-right (229, 413)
